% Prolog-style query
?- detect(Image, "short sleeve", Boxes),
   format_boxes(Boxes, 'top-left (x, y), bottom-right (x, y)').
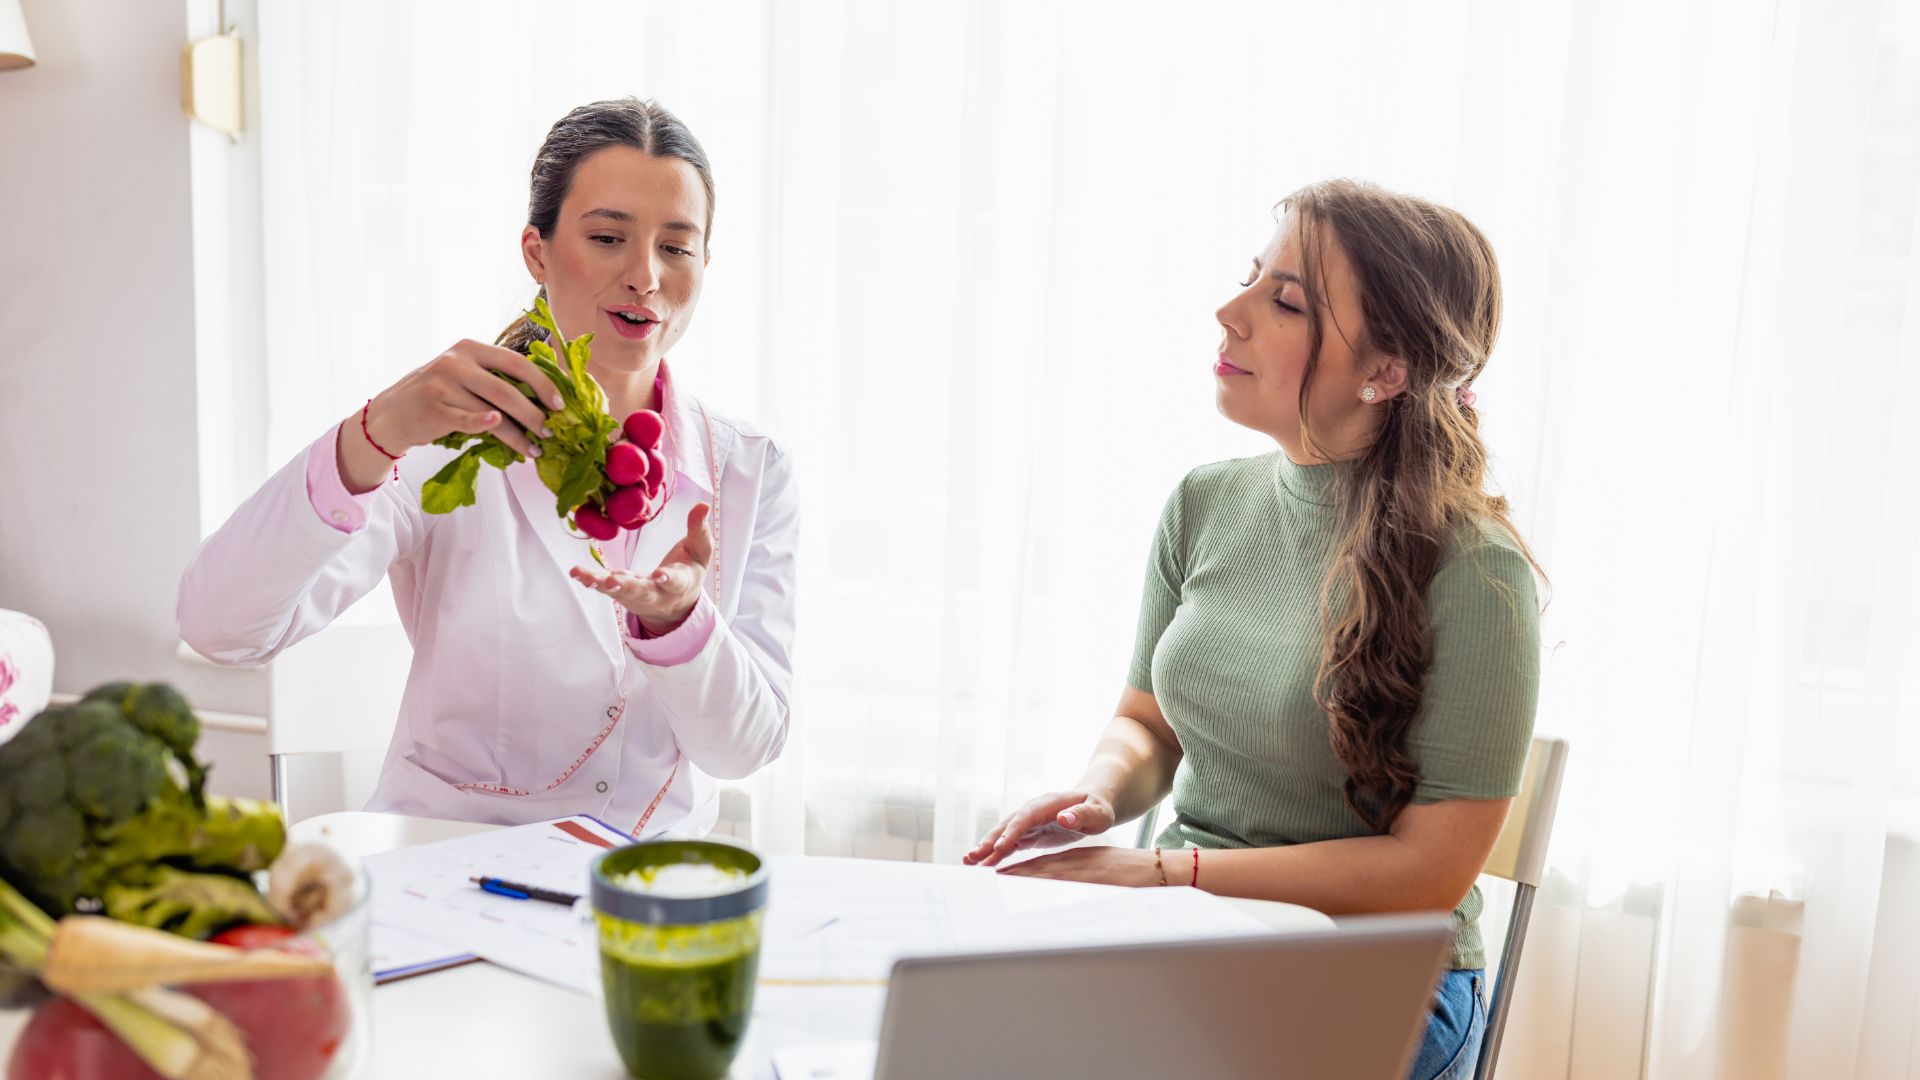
top-left (1408, 529), bottom-right (1542, 804)
top-left (1126, 481), bottom-right (1187, 693)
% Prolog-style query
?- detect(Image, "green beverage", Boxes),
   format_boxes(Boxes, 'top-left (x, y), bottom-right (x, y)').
top-left (591, 840), bottom-right (769, 1080)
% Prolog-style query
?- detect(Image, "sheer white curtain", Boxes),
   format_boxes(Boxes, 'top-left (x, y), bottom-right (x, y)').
top-left (250, 1), bottom-right (1919, 1075)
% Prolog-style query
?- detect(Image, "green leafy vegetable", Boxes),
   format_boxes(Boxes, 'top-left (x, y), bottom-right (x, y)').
top-left (99, 866), bottom-right (281, 941)
top-left (420, 297), bottom-right (624, 527)
top-left (0, 682), bottom-right (287, 938)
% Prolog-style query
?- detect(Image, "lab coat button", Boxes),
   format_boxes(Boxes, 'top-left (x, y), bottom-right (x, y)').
top-left (596, 781), bottom-right (609, 793)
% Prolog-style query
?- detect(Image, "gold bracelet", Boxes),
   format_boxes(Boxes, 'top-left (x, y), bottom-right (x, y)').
top-left (1152, 846), bottom-right (1168, 886)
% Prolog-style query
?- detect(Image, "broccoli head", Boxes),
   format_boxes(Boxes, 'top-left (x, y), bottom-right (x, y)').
top-left (0, 682), bottom-right (285, 934)
top-left (84, 680), bottom-right (206, 802)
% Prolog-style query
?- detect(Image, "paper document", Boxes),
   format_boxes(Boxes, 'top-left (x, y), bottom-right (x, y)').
top-left (364, 814), bottom-right (629, 988)
top-left (760, 859), bottom-right (1282, 984)
top-left (479, 892), bottom-right (838, 996)
top-left (992, 885), bottom-right (1281, 950)
top-left (758, 856), bottom-right (1006, 983)
top-left (369, 922), bottom-right (478, 982)
top-left (366, 816), bottom-right (840, 993)
top-left (771, 1040), bottom-right (879, 1080)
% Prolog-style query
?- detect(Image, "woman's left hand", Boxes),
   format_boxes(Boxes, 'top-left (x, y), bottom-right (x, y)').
top-left (994, 846), bottom-right (1164, 888)
top-left (571, 503), bottom-right (713, 634)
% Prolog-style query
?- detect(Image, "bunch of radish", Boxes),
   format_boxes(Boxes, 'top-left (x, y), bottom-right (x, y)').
top-left (571, 408), bottom-right (669, 542)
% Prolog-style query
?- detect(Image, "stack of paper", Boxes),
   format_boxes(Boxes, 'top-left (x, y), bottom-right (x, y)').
top-left (365, 816), bottom-right (837, 994)
top-left (364, 815), bottom-right (630, 989)
top-left (756, 855), bottom-right (1279, 985)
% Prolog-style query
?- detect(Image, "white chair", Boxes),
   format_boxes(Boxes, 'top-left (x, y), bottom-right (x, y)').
top-left (1134, 800), bottom-right (1164, 849)
top-left (1473, 736), bottom-right (1568, 1080)
top-left (268, 622), bottom-right (410, 823)
top-left (1129, 736), bottom-right (1571, 1080)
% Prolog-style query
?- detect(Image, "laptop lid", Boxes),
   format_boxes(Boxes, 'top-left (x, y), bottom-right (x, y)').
top-left (873, 912), bottom-right (1453, 1080)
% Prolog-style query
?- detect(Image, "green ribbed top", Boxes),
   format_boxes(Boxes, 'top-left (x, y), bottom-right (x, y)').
top-left (1129, 452), bottom-right (1540, 970)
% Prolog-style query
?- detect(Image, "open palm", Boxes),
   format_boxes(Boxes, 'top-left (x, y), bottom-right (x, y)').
top-left (570, 503), bottom-right (713, 634)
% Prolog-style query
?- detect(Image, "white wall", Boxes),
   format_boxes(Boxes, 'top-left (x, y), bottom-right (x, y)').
top-left (0, 0), bottom-right (268, 797)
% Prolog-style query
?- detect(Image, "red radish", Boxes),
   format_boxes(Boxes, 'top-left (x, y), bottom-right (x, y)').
top-left (606, 442), bottom-right (647, 486)
top-left (574, 504), bottom-right (619, 541)
top-left (606, 486), bottom-right (650, 528)
top-left (644, 448), bottom-right (668, 487)
top-left (623, 409), bottom-right (665, 449)
top-left (195, 925), bottom-right (349, 1080)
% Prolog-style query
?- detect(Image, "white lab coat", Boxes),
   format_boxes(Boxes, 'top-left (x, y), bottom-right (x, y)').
top-left (177, 388), bottom-right (796, 837)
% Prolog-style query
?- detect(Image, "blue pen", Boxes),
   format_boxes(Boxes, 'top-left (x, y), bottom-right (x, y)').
top-left (469, 876), bottom-right (580, 906)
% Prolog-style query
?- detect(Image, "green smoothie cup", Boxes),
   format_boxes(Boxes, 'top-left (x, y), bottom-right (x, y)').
top-left (590, 839), bottom-right (769, 1080)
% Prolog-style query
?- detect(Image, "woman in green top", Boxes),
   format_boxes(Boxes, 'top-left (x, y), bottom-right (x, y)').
top-left (965, 178), bottom-right (1544, 1080)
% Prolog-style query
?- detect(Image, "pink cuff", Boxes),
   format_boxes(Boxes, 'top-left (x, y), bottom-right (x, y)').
top-left (625, 593), bottom-right (718, 667)
top-left (306, 423), bottom-right (379, 534)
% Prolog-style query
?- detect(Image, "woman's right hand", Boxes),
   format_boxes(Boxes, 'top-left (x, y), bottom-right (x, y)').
top-left (962, 791), bottom-right (1116, 867)
top-left (341, 340), bottom-right (566, 492)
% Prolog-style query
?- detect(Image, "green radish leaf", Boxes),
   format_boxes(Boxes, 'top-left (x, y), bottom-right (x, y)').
top-left (421, 445), bottom-right (486, 513)
top-left (554, 451), bottom-right (604, 517)
top-left (536, 443), bottom-right (572, 494)
top-left (567, 337), bottom-right (588, 385)
top-left (528, 351), bottom-right (571, 390)
top-left (546, 407), bottom-right (597, 447)
top-left (477, 438), bottom-right (522, 469)
top-left (528, 340), bottom-right (577, 402)
top-left (488, 371), bottom-right (541, 404)
top-left (532, 294), bottom-right (562, 343)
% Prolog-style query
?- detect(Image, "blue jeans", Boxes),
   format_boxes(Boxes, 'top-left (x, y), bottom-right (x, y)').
top-left (1406, 969), bottom-right (1486, 1080)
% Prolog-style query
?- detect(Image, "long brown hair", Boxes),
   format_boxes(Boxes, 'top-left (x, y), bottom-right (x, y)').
top-left (1287, 179), bottom-right (1545, 834)
top-left (496, 97), bottom-right (715, 354)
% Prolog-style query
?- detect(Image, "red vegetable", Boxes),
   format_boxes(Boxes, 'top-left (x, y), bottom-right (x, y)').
top-left (605, 442), bottom-right (648, 487)
top-left (8, 995), bottom-right (157, 1080)
top-left (622, 409), bottom-right (665, 449)
top-left (606, 486), bottom-right (650, 528)
top-left (209, 924), bottom-right (300, 951)
top-left (574, 504), bottom-right (619, 542)
top-left (644, 449), bottom-right (667, 491)
top-left (196, 924), bottom-right (349, 1080)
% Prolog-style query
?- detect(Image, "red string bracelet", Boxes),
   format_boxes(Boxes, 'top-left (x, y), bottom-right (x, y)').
top-left (1190, 847), bottom-right (1200, 888)
top-left (361, 399), bottom-right (400, 481)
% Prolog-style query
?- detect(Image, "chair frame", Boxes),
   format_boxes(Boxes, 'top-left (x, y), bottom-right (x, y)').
top-left (1472, 736), bottom-right (1568, 1079)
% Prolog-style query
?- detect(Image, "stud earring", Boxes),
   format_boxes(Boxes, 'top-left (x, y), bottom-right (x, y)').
top-left (1361, 386), bottom-right (1378, 403)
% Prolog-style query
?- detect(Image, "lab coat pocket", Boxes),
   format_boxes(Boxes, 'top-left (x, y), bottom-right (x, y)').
top-left (371, 751), bottom-right (544, 824)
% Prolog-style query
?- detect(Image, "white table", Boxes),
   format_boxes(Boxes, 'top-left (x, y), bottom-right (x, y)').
top-left (1, 813), bottom-right (1333, 1079)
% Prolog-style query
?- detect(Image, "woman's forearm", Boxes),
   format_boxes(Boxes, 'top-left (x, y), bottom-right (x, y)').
top-left (338, 406), bottom-right (404, 494)
top-left (1075, 714), bottom-right (1182, 825)
top-left (179, 436), bottom-right (416, 665)
top-left (1188, 834), bottom-right (1475, 915)
top-left (640, 615), bottom-right (789, 780)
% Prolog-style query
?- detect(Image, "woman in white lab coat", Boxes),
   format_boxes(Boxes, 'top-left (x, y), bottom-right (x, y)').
top-left (178, 99), bottom-right (796, 837)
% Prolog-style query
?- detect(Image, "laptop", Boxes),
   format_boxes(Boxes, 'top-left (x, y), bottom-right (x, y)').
top-left (866, 913), bottom-right (1453, 1080)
